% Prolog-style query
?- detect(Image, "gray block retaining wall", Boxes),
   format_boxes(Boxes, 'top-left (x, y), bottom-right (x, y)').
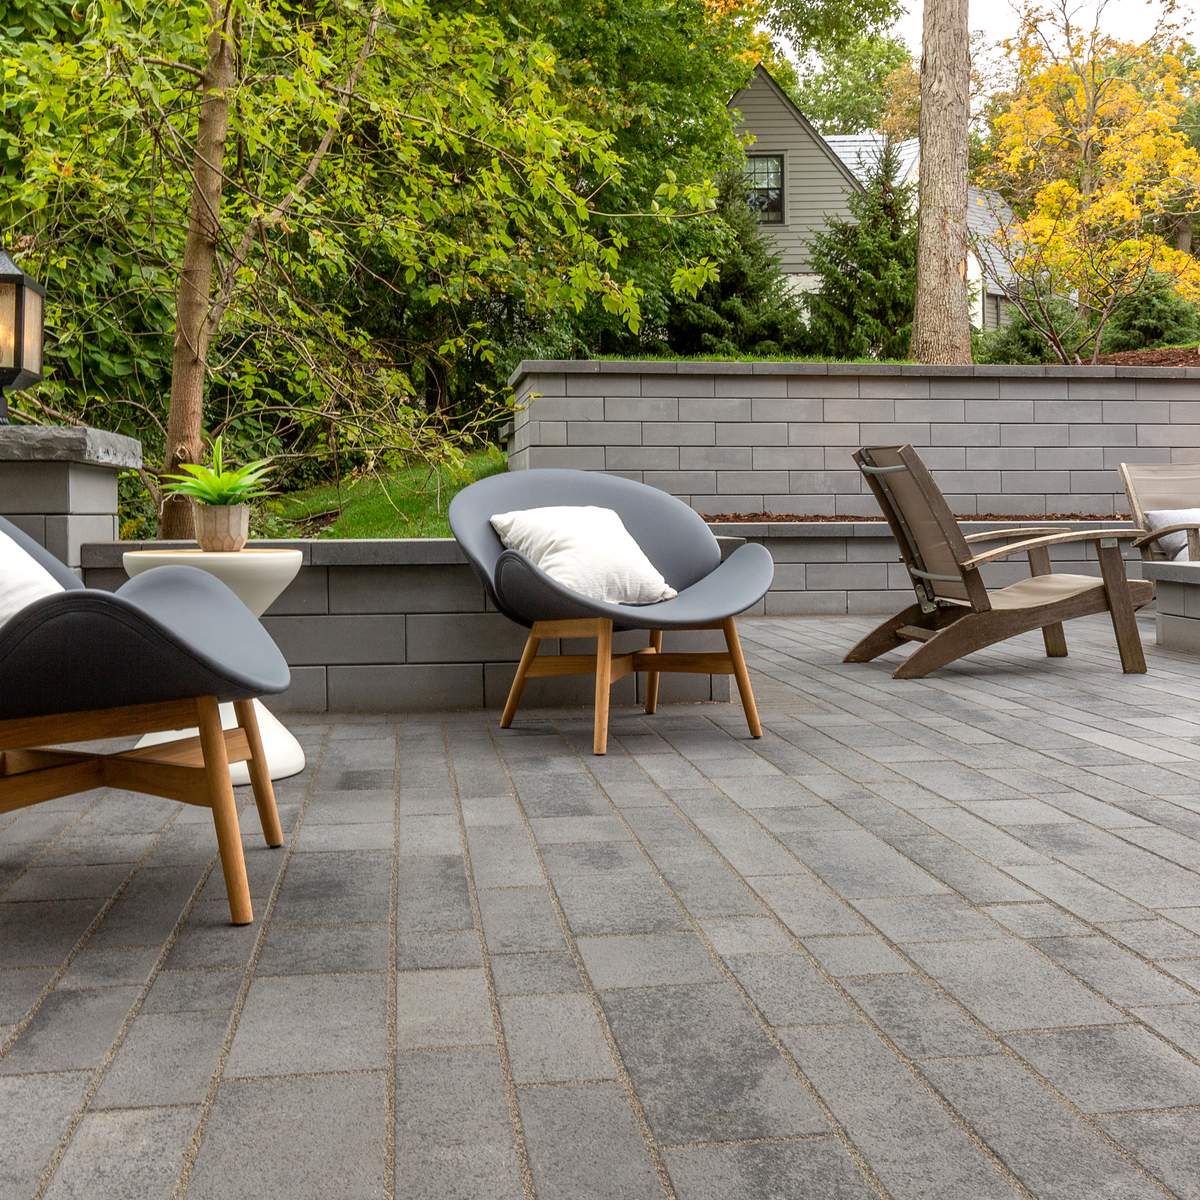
top-left (80, 540), bottom-right (728, 714)
top-left (509, 360), bottom-right (1200, 518)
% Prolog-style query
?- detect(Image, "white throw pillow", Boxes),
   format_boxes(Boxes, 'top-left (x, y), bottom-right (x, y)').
top-left (490, 506), bottom-right (677, 605)
top-left (0, 528), bottom-right (63, 626)
top-left (1144, 508), bottom-right (1200, 561)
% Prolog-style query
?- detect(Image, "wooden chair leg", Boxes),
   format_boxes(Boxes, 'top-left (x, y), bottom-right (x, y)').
top-left (644, 630), bottom-right (663, 714)
top-left (501, 632), bottom-right (541, 729)
top-left (1027, 545), bottom-right (1067, 657)
top-left (233, 699), bottom-right (284, 848)
top-left (1097, 542), bottom-right (1147, 674)
top-left (197, 697), bottom-right (253, 925)
top-left (593, 620), bottom-right (613, 755)
top-left (723, 617), bottom-right (762, 738)
top-left (844, 603), bottom-right (957, 663)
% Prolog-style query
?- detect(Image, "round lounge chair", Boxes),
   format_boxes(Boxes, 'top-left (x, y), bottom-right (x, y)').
top-left (449, 468), bottom-right (774, 753)
top-left (0, 516), bottom-right (290, 923)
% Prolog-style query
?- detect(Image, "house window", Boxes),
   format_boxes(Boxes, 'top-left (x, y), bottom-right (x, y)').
top-left (745, 154), bottom-right (784, 224)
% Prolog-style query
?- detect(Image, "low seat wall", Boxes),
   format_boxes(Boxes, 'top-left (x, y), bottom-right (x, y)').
top-left (80, 539), bottom-right (729, 713)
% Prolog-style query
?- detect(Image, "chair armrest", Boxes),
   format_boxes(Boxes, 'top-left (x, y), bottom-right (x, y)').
top-left (962, 526), bottom-right (1063, 544)
top-left (1133, 523), bottom-right (1200, 553)
top-left (962, 529), bottom-right (1140, 569)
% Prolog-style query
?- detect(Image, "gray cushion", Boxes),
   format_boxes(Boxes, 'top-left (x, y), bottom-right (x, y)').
top-left (1144, 508), bottom-right (1200, 560)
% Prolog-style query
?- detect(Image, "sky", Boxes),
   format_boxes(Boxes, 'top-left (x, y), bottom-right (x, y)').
top-left (892, 0), bottom-right (1198, 54)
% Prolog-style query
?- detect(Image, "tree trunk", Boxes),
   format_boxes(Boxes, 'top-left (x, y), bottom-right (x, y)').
top-left (909, 0), bottom-right (972, 364)
top-left (161, 5), bottom-right (235, 538)
top-left (1175, 214), bottom-right (1193, 254)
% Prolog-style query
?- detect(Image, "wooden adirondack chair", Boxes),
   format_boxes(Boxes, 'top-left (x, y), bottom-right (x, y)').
top-left (1119, 462), bottom-right (1200, 563)
top-left (845, 445), bottom-right (1152, 679)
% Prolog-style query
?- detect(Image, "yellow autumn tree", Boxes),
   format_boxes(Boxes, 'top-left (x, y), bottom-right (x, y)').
top-left (979, 0), bottom-right (1200, 362)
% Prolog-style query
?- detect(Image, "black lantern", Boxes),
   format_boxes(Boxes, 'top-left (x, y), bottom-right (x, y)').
top-left (0, 249), bottom-right (46, 424)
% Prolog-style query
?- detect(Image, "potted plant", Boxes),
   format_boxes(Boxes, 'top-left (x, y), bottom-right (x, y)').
top-left (161, 436), bottom-right (273, 551)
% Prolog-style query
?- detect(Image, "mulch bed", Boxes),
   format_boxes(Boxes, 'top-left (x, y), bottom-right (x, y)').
top-left (705, 512), bottom-right (1115, 523)
top-left (1098, 346), bottom-right (1200, 367)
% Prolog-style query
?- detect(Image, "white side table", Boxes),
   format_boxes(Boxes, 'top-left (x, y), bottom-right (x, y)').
top-left (123, 548), bottom-right (305, 785)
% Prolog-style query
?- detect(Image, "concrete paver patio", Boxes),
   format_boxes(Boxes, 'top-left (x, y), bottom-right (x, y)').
top-left (4, 614), bottom-right (1200, 1198)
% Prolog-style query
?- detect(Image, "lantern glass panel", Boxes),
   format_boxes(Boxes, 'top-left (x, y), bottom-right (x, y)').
top-left (22, 288), bottom-right (43, 377)
top-left (0, 282), bottom-right (15, 370)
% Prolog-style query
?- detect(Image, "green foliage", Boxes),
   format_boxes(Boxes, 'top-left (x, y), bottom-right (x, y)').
top-left (971, 305), bottom-right (1068, 365)
top-left (261, 448), bottom-right (506, 538)
top-left (762, 0), bottom-right (904, 53)
top-left (785, 34), bottom-right (912, 134)
top-left (806, 143), bottom-right (917, 358)
top-left (1100, 272), bottom-right (1200, 353)
top-left (657, 173), bottom-right (810, 357)
top-left (161, 437), bottom-right (273, 506)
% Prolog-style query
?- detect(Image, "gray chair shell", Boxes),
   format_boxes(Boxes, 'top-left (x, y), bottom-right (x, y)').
top-left (449, 468), bottom-right (773, 754)
top-left (449, 468), bottom-right (774, 629)
top-left (0, 517), bottom-right (289, 721)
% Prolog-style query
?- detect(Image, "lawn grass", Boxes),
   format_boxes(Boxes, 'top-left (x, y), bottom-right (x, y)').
top-left (262, 448), bottom-right (506, 538)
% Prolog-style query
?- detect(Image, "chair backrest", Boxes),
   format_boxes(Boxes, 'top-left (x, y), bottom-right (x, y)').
top-left (1118, 462), bottom-right (1200, 560)
top-left (0, 515), bottom-right (85, 590)
top-left (448, 468), bottom-right (722, 610)
top-left (854, 445), bottom-right (987, 611)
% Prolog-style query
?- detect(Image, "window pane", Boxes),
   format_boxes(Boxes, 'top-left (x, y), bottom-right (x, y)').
top-left (744, 155), bottom-right (783, 223)
top-left (22, 288), bottom-right (42, 376)
top-left (0, 283), bottom-right (14, 369)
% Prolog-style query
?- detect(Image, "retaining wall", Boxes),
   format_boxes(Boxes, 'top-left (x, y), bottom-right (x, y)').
top-left (509, 360), bottom-right (1200, 518)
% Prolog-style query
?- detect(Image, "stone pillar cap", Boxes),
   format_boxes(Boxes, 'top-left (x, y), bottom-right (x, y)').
top-left (0, 426), bottom-right (142, 469)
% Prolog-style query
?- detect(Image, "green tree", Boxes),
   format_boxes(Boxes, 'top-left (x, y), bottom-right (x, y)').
top-left (787, 34), bottom-right (913, 134)
top-left (807, 143), bottom-right (917, 358)
top-left (1100, 271), bottom-right (1200, 352)
top-left (659, 174), bottom-right (809, 356)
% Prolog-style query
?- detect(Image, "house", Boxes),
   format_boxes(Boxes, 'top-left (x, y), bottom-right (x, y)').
top-left (729, 65), bottom-right (1013, 329)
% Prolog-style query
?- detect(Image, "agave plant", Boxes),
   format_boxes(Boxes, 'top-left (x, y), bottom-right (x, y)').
top-left (161, 437), bottom-right (273, 506)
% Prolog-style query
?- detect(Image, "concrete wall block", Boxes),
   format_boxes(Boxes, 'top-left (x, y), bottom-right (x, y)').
top-left (789, 470), bottom-right (862, 494)
top-left (894, 399), bottom-right (965, 422)
top-left (44, 514), bottom-right (117, 569)
top-left (406, 612), bottom-right (532, 663)
top-left (916, 447), bottom-right (966, 470)
top-left (1067, 471), bottom-right (1121, 494)
top-left (0, 461), bottom-right (72, 514)
top-left (824, 398), bottom-right (895, 422)
top-left (1002, 423), bottom-right (1068, 447)
top-left (519, 373), bottom-right (567, 397)
top-left (1066, 380), bottom-right (1135, 401)
top-left (1002, 470), bottom-right (1069, 493)
top-left (642, 374), bottom-right (714, 397)
top-left (848, 589), bottom-right (912, 614)
top-left (716, 422), bottom-right (786, 446)
top-left (527, 395), bottom-right (605, 421)
top-left (771, 563), bottom-right (806, 590)
top-left (508, 448), bottom-right (530, 472)
top-left (680, 446), bottom-right (752, 470)
top-left (789, 422), bottom-right (860, 446)
top-left (886, 563), bottom-right (912, 588)
top-left (765, 590), bottom-right (847, 615)
top-left (644, 422), bottom-right (715, 446)
top-left (1034, 447), bottom-right (1102, 470)
top-left (754, 447), bottom-right (824, 471)
top-left (1168, 402), bottom-right (1200, 423)
top-left (787, 376), bottom-right (859, 398)
top-left (1067, 423), bottom-right (1135, 447)
top-left (267, 666), bottom-right (328, 713)
top-left (1103, 446), bottom-right (1170, 468)
top-left (967, 447), bottom-right (1034, 470)
top-left (1171, 447), bottom-right (1200, 463)
top-left (690, 494), bottom-right (764, 515)
top-left (806, 562), bottom-right (889, 590)
top-left (1045, 493), bottom-right (1117, 515)
top-left (765, 537), bottom-right (847, 563)
top-left (932, 423), bottom-right (999, 446)
top-left (974, 494), bottom-right (1047, 516)
top-left (527, 447), bottom-right (606, 469)
top-left (845, 537), bottom-right (897, 563)
top-left (1157, 613), bottom-right (1200, 653)
top-left (644, 471), bottom-right (718, 494)
top-left (329, 664), bottom-right (485, 711)
top-left (715, 374), bottom-right (785, 397)
top-left (998, 379), bottom-right (1067, 400)
top-left (67, 465), bottom-right (120, 515)
top-left (1155, 581), bottom-right (1185, 618)
top-left (859, 423), bottom-right (931, 445)
top-left (1034, 400), bottom-right (1102, 423)
top-left (834, 495), bottom-right (882, 517)
top-left (762, 493), bottom-right (836, 515)
top-left (266, 566), bottom-right (330, 616)
top-left (967, 399), bottom-right (1035, 422)
top-left (80, 567), bottom-right (127, 592)
top-left (328, 565), bottom-right (485, 615)
top-left (262, 614), bottom-right (406, 666)
top-left (860, 376), bottom-right (930, 399)
top-left (1108, 400), bottom-right (1171, 423)
top-left (935, 470), bottom-right (1002, 494)
top-left (567, 421), bottom-right (642, 446)
top-left (680, 396), bottom-right (750, 422)
top-left (714, 470), bottom-right (784, 495)
top-left (751, 397), bottom-right (823, 422)
top-left (604, 396), bottom-right (676, 421)
top-left (931, 378), bottom-right (1000, 400)
top-left (566, 373), bottom-right (640, 396)
top-left (606, 445), bottom-right (679, 471)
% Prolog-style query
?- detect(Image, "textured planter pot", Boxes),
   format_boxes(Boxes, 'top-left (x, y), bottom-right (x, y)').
top-left (195, 503), bottom-right (249, 552)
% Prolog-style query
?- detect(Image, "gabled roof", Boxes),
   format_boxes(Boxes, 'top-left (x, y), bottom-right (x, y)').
top-left (824, 134), bottom-right (920, 185)
top-left (732, 66), bottom-right (865, 193)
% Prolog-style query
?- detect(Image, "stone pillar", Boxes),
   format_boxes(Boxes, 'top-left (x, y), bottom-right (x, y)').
top-left (0, 426), bottom-right (142, 572)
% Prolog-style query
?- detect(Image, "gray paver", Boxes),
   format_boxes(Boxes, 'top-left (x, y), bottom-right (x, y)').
top-left (843, 973), bottom-right (997, 1059)
top-left (500, 993), bottom-right (617, 1082)
top-left (665, 1139), bottom-right (875, 1200)
top-left (1100, 1110), bottom-right (1200, 1200)
top-left (0, 1072), bottom-right (90, 1197)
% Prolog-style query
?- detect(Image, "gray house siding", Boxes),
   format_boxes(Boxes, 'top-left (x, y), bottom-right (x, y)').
top-left (729, 67), bottom-right (859, 279)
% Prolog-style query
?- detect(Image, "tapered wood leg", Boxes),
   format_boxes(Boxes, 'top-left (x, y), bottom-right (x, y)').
top-left (593, 620), bottom-right (613, 755)
top-left (843, 603), bottom-right (960, 663)
top-left (1097, 542), bottom-right (1147, 674)
top-left (644, 630), bottom-right (663, 714)
top-left (233, 699), bottom-right (283, 848)
top-left (1027, 546), bottom-right (1067, 657)
top-left (723, 617), bottom-right (762, 738)
top-left (501, 632), bottom-right (541, 729)
top-left (197, 697), bottom-right (253, 925)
